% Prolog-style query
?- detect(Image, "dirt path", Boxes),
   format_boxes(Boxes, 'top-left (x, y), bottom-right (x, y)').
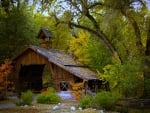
top-left (0, 101), bottom-right (81, 113)
top-left (0, 92), bottom-right (81, 113)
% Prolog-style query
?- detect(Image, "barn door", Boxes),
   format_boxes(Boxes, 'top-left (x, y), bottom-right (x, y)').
top-left (19, 64), bottom-right (45, 92)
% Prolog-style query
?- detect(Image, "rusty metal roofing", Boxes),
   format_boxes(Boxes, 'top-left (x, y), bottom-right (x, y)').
top-left (13, 45), bottom-right (99, 80)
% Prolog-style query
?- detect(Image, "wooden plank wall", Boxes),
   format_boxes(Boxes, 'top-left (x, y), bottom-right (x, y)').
top-left (13, 49), bottom-right (48, 92)
top-left (13, 49), bottom-right (76, 92)
top-left (49, 63), bottom-right (74, 91)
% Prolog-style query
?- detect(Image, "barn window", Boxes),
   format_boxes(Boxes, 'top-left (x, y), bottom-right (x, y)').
top-left (60, 81), bottom-right (68, 91)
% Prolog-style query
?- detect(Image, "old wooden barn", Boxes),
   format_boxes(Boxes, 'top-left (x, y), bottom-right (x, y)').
top-left (12, 28), bottom-right (102, 94)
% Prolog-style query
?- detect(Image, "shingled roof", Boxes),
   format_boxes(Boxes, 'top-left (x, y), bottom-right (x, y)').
top-left (13, 45), bottom-right (99, 80)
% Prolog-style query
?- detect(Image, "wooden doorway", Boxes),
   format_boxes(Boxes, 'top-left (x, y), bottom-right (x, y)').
top-left (19, 64), bottom-right (45, 92)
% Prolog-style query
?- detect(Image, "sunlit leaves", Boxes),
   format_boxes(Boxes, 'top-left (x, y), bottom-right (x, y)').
top-left (52, 23), bottom-right (72, 50)
top-left (69, 30), bottom-right (111, 71)
top-left (69, 30), bottom-right (90, 63)
top-left (87, 37), bottom-right (112, 71)
top-left (102, 58), bottom-right (144, 98)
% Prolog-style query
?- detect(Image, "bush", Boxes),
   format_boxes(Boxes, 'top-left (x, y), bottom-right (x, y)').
top-left (37, 92), bottom-right (61, 104)
top-left (16, 90), bottom-right (33, 106)
top-left (46, 87), bottom-right (56, 93)
top-left (78, 95), bottom-right (94, 109)
top-left (94, 91), bottom-right (120, 110)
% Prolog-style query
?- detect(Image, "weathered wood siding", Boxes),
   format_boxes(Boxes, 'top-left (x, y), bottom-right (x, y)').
top-left (13, 49), bottom-right (48, 92)
top-left (13, 49), bottom-right (75, 92)
top-left (49, 63), bottom-right (74, 91)
top-left (14, 50), bottom-right (47, 77)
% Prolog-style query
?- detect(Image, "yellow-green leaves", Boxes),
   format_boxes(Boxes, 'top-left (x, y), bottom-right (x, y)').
top-left (69, 30), bottom-right (112, 71)
top-left (102, 60), bottom-right (144, 98)
top-left (69, 30), bottom-right (90, 63)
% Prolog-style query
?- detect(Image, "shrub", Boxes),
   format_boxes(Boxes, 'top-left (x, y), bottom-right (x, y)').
top-left (94, 91), bottom-right (120, 110)
top-left (78, 95), bottom-right (94, 109)
top-left (37, 92), bottom-right (61, 104)
top-left (46, 87), bottom-right (56, 93)
top-left (102, 58), bottom-right (143, 98)
top-left (41, 87), bottom-right (56, 94)
top-left (16, 90), bottom-right (33, 106)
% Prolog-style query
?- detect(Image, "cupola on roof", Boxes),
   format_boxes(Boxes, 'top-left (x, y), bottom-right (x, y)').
top-left (37, 27), bottom-right (53, 39)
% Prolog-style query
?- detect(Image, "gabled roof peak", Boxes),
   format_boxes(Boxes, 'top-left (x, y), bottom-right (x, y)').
top-left (37, 27), bottom-right (53, 39)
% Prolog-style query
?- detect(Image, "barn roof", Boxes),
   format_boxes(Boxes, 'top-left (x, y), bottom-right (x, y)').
top-left (13, 45), bottom-right (99, 80)
top-left (37, 28), bottom-right (53, 39)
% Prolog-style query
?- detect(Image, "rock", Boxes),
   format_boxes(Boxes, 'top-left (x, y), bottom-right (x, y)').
top-left (32, 105), bottom-right (36, 108)
top-left (78, 107), bottom-right (82, 111)
top-left (52, 105), bottom-right (60, 110)
top-left (24, 105), bottom-right (28, 108)
top-left (99, 109), bottom-right (104, 113)
top-left (60, 103), bottom-right (65, 107)
top-left (70, 106), bottom-right (76, 111)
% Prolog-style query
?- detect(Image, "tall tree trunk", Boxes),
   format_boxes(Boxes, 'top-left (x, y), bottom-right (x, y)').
top-left (143, 18), bottom-right (150, 98)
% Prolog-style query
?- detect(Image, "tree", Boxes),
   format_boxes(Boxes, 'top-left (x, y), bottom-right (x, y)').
top-left (0, 0), bottom-right (39, 62)
top-left (69, 30), bottom-right (112, 71)
top-left (103, 0), bottom-right (150, 98)
top-left (69, 30), bottom-right (90, 63)
top-left (52, 0), bottom-right (120, 60)
top-left (102, 54), bottom-right (144, 98)
top-left (50, 0), bottom-right (150, 98)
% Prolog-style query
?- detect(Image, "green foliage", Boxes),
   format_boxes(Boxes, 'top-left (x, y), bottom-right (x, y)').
top-left (79, 92), bottom-right (120, 110)
top-left (16, 90), bottom-right (33, 106)
top-left (0, 2), bottom-right (38, 62)
top-left (37, 88), bottom-right (61, 104)
top-left (102, 55), bottom-right (144, 98)
top-left (94, 91), bottom-right (120, 110)
top-left (42, 65), bottom-right (51, 85)
top-left (78, 95), bottom-right (94, 109)
top-left (69, 30), bottom-right (112, 71)
top-left (33, 12), bottom-right (72, 51)
top-left (69, 30), bottom-right (90, 63)
top-left (46, 87), bottom-right (56, 93)
top-left (37, 93), bottom-right (61, 104)
top-left (51, 23), bottom-right (72, 51)
top-left (87, 38), bottom-right (112, 72)
top-left (53, 0), bottom-right (149, 97)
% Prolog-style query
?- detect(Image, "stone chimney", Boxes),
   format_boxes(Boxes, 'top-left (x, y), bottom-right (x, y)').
top-left (37, 27), bottom-right (53, 48)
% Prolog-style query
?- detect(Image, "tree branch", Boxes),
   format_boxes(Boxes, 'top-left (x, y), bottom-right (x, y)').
top-left (145, 17), bottom-right (150, 55)
top-left (88, 2), bottom-right (103, 9)
top-left (120, 9), bottom-right (143, 53)
top-left (69, 22), bottom-right (123, 63)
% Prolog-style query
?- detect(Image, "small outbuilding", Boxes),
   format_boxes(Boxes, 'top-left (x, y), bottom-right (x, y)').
top-left (12, 28), bottom-right (103, 94)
